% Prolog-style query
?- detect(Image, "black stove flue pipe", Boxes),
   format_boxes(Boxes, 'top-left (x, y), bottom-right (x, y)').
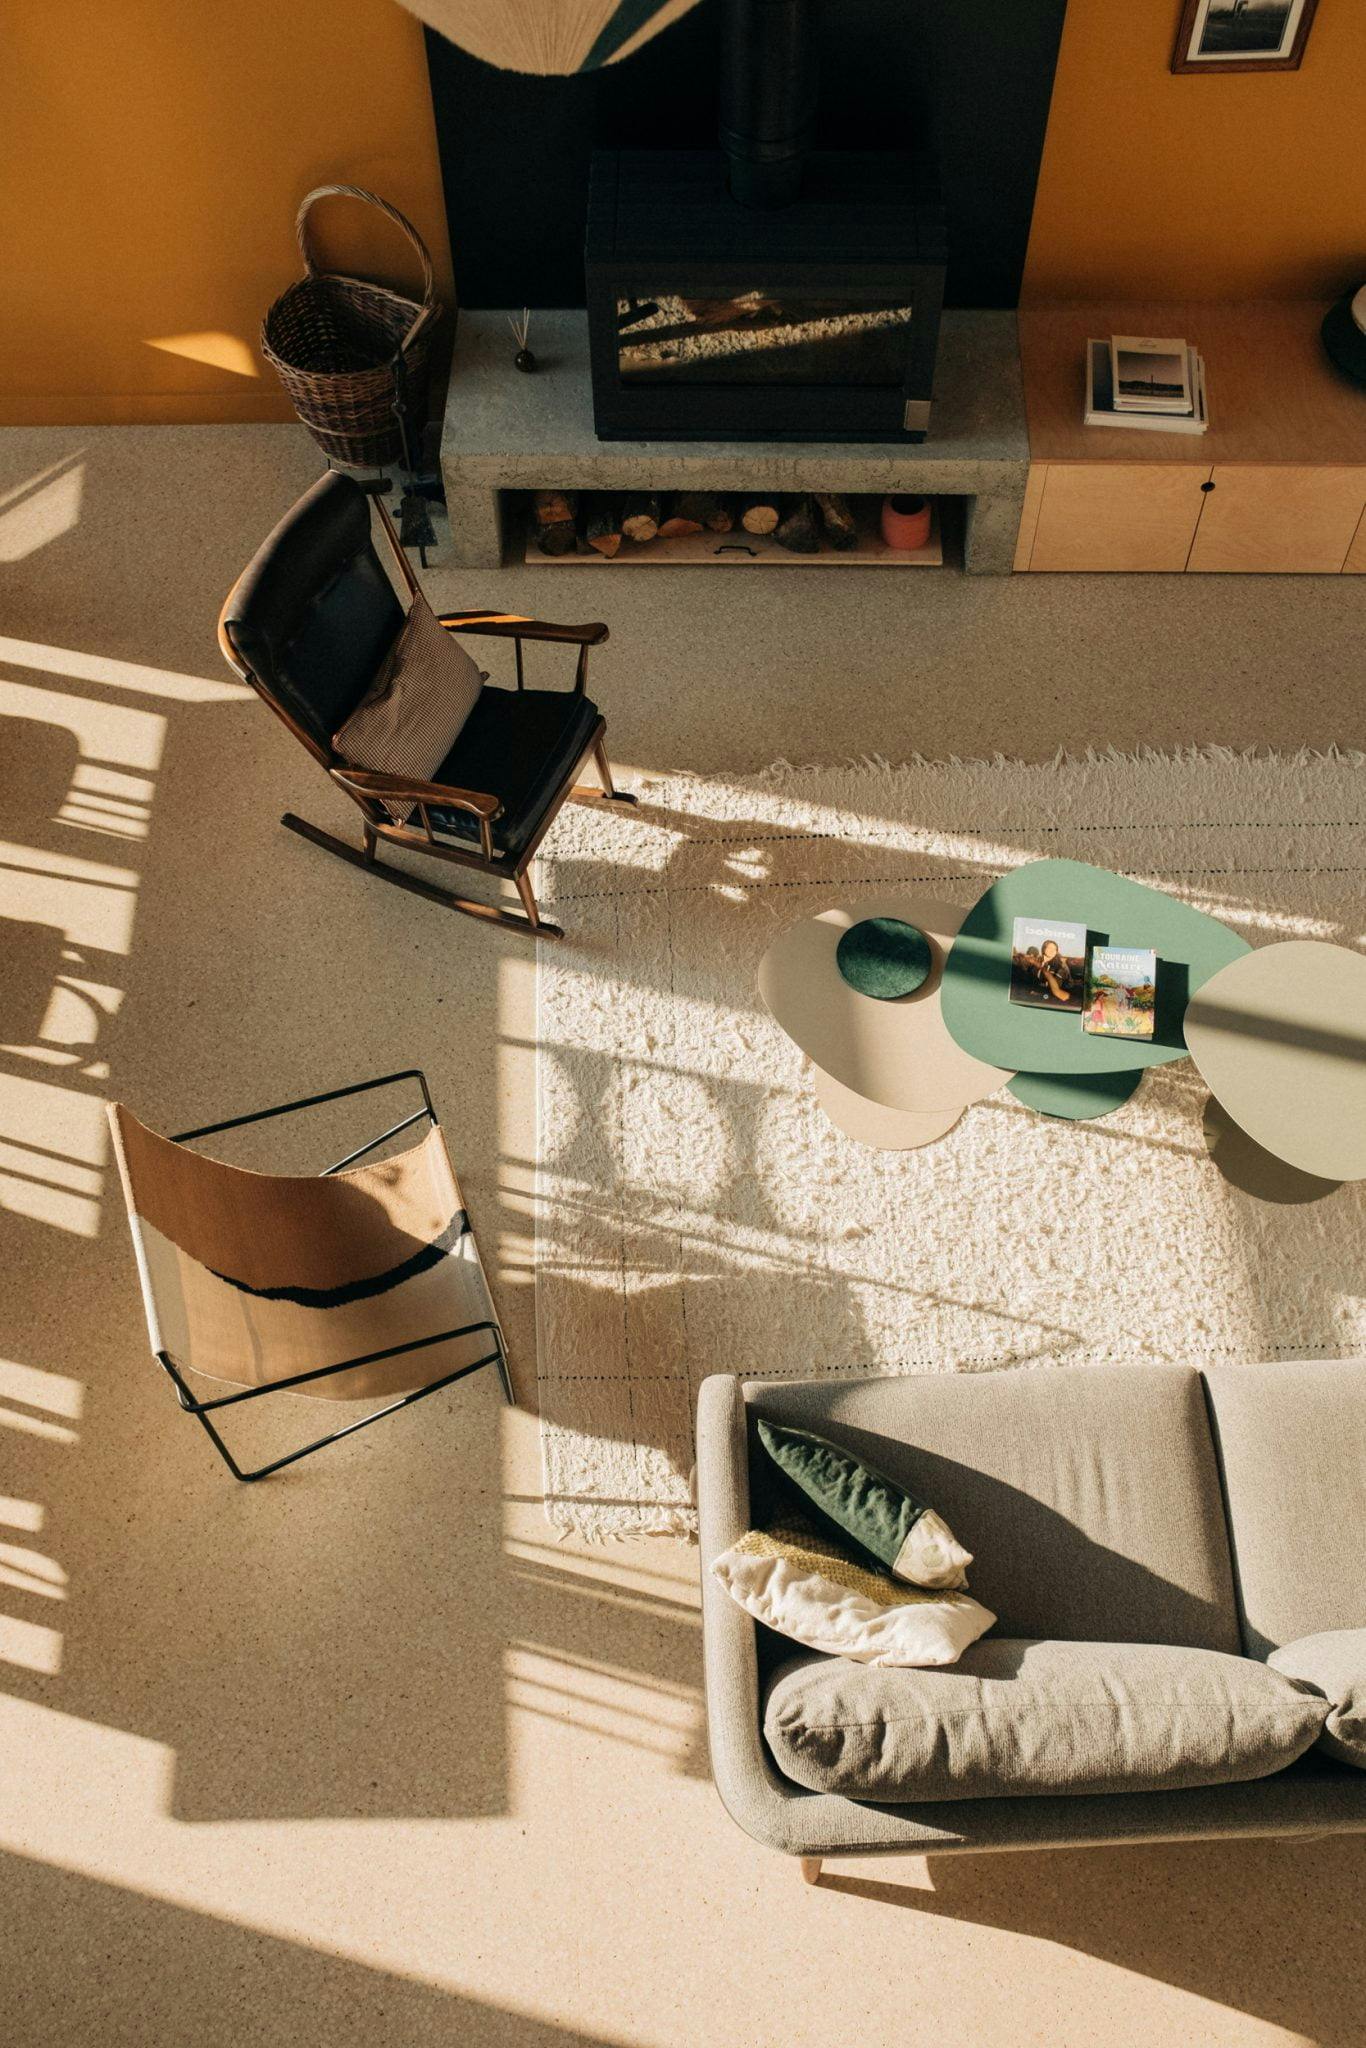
top-left (718, 0), bottom-right (818, 208)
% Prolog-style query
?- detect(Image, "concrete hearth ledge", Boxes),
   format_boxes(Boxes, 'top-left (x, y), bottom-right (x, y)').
top-left (439, 307), bottom-right (1029, 574)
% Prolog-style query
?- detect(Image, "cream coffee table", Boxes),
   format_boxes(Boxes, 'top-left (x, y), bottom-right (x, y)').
top-left (1185, 939), bottom-right (1366, 1183)
top-left (757, 896), bottom-right (1010, 1149)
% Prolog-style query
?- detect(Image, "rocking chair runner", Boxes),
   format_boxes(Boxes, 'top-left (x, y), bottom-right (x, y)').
top-left (217, 471), bottom-right (634, 939)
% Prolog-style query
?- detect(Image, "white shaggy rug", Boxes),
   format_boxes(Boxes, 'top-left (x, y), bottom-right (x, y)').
top-left (533, 749), bottom-right (1366, 1540)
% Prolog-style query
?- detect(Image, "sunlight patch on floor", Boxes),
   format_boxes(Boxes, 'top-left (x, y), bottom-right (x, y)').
top-left (0, 635), bottom-right (252, 704)
top-left (0, 456), bottom-right (84, 563)
top-left (0, 1614), bottom-right (62, 1675)
top-left (0, 1075), bottom-right (107, 1236)
top-left (506, 1644), bottom-right (698, 1765)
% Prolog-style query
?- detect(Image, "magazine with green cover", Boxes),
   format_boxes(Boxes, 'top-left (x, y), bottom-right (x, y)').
top-left (1084, 945), bottom-right (1157, 1040)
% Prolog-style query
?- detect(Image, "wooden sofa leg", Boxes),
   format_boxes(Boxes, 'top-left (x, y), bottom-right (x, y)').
top-left (799, 1857), bottom-right (823, 1886)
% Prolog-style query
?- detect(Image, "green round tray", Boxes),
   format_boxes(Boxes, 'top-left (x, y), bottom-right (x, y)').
top-left (836, 918), bottom-right (933, 1000)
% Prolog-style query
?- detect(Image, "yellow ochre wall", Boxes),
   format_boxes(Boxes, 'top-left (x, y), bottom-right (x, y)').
top-left (1023, 0), bottom-right (1366, 301)
top-left (1, 0), bottom-right (453, 425)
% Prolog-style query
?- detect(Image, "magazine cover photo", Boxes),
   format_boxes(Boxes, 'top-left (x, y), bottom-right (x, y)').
top-left (1084, 946), bottom-right (1158, 1040)
top-left (1008, 918), bottom-right (1088, 1011)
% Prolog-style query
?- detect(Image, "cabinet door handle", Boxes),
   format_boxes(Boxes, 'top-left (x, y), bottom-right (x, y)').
top-left (1200, 481), bottom-right (1216, 492)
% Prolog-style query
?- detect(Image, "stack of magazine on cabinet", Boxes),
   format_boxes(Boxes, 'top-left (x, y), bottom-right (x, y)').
top-left (1084, 333), bottom-right (1208, 436)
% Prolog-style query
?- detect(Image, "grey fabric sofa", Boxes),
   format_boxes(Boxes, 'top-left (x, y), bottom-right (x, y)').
top-left (696, 1360), bottom-right (1366, 1875)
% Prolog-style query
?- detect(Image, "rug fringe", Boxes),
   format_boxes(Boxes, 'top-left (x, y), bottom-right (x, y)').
top-left (754, 742), bottom-right (1366, 781)
top-left (543, 1501), bottom-right (699, 1543)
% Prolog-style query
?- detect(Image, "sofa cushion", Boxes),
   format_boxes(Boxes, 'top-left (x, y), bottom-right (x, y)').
top-left (746, 1366), bottom-right (1240, 1652)
top-left (711, 1518), bottom-right (994, 1669)
top-left (1269, 1630), bottom-right (1366, 1769)
top-left (755, 1417), bottom-right (972, 1588)
top-left (763, 1639), bottom-right (1329, 1803)
top-left (1202, 1359), bottom-right (1366, 1657)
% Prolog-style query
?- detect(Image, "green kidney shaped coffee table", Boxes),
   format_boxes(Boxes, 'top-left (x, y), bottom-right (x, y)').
top-left (940, 858), bottom-right (1250, 1119)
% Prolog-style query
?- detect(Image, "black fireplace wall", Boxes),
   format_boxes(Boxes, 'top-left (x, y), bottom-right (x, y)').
top-left (424, 0), bottom-right (1068, 311)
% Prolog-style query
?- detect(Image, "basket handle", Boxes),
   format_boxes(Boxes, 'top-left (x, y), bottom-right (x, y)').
top-left (295, 184), bottom-right (439, 352)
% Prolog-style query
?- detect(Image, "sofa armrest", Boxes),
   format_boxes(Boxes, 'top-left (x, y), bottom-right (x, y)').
top-left (696, 1373), bottom-right (818, 1854)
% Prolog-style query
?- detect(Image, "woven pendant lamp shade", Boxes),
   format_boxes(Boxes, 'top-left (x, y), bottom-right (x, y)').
top-left (397, 0), bottom-right (702, 74)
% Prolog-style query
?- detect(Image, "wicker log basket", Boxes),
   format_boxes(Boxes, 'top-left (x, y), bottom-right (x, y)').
top-left (262, 184), bottom-right (444, 468)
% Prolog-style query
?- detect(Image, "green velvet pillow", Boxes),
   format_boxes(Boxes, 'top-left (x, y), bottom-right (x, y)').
top-left (756, 1418), bottom-right (973, 1589)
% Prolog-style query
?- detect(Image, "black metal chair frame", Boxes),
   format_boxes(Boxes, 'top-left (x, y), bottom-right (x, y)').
top-left (218, 494), bottom-right (636, 942)
top-left (151, 1070), bottom-right (511, 1483)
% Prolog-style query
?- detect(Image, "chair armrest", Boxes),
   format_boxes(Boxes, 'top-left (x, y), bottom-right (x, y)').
top-left (438, 612), bottom-right (609, 648)
top-left (330, 767), bottom-right (502, 820)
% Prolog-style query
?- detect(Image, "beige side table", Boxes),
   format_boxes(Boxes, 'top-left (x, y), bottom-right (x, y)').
top-left (757, 895), bottom-right (1010, 1150)
top-left (1185, 940), bottom-right (1366, 1184)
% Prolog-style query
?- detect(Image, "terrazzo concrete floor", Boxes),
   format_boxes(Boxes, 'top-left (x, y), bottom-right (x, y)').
top-left (2, 425), bottom-right (1364, 2048)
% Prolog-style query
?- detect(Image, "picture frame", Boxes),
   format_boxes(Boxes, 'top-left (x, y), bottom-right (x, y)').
top-left (1172, 0), bottom-right (1320, 74)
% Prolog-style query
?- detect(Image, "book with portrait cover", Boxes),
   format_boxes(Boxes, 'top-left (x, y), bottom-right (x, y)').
top-left (1084, 946), bottom-right (1157, 1040)
top-left (1008, 917), bottom-right (1087, 1012)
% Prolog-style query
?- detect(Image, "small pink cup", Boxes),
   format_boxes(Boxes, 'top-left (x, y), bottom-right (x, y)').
top-left (881, 494), bottom-right (932, 550)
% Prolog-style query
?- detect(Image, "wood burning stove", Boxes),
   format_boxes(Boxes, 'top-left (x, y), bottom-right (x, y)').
top-left (584, 0), bottom-right (946, 444)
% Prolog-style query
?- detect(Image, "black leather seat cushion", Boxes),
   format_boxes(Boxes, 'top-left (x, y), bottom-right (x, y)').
top-left (427, 685), bottom-right (599, 862)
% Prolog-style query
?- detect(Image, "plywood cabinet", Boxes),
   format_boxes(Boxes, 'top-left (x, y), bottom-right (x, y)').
top-left (1017, 304), bottom-right (1366, 577)
top-left (1187, 467), bottom-right (1366, 574)
top-left (1338, 506), bottom-right (1366, 574)
top-left (1025, 464), bottom-right (1210, 572)
top-left (1018, 460), bottom-right (1366, 574)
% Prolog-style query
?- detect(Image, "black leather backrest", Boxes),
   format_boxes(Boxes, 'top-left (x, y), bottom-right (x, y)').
top-left (222, 471), bottom-right (403, 753)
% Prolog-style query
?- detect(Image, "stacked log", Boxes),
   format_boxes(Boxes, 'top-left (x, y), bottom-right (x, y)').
top-left (656, 494), bottom-right (704, 539)
top-left (669, 491), bottom-right (734, 534)
top-left (531, 489), bottom-right (579, 556)
top-left (528, 488), bottom-right (914, 558)
top-left (814, 493), bottom-right (857, 550)
top-left (774, 495), bottom-right (820, 554)
top-left (621, 492), bottom-right (661, 542)
top-left (584, 496), bottom-right (623, 557)
top-left (739, 494), bottom-right (780, 535)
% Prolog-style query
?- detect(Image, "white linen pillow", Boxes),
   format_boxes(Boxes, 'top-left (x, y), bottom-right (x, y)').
top-left (334, 593), bottom-right (484, 822)
top-left (712, 1521), bottom-right (994, 1670)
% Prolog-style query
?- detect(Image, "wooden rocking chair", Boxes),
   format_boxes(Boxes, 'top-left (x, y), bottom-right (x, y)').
top-left (217, 471), bottom-right (633, 939)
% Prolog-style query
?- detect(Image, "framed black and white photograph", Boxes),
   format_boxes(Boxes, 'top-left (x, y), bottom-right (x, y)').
top-left (1172, 0), bottom-right (1320, 73)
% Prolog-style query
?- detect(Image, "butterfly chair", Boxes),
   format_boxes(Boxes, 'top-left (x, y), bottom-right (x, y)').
top-left (217, 471), bottom-right (634, 940)
top-left (107, 1071), bottom-right (510, 1482)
